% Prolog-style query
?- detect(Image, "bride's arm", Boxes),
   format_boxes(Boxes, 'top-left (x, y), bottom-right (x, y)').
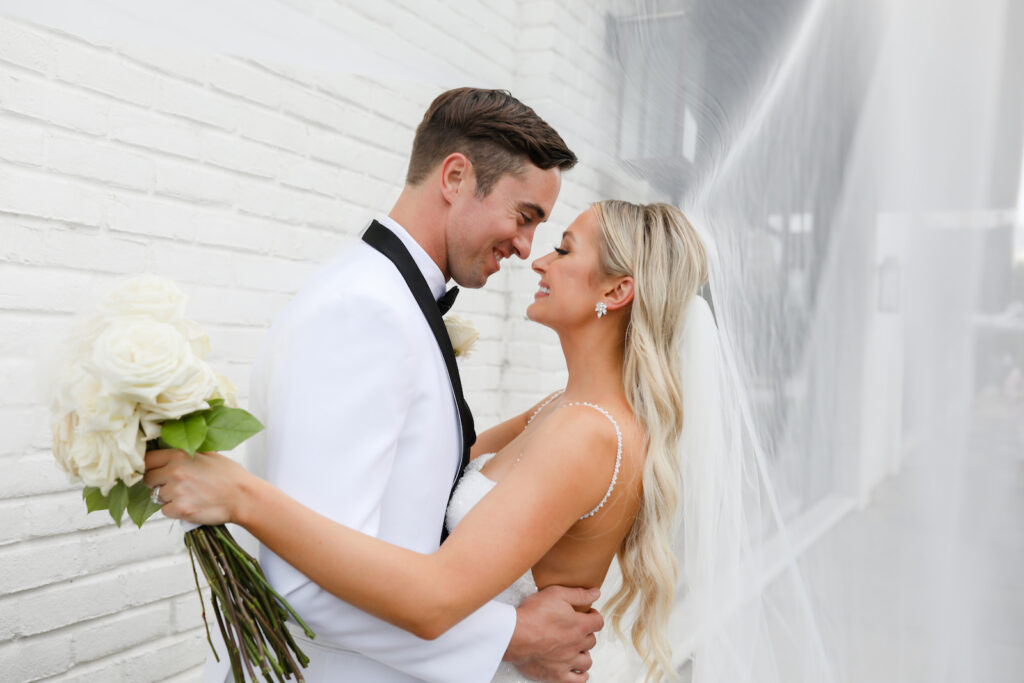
top-left (145, 405), bottom-right (616, 640)
top-left (470, 390), bottom-right (561, 460)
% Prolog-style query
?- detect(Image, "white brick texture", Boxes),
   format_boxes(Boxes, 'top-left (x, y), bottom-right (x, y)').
top-left (0, 1), bottom-right (657, 679)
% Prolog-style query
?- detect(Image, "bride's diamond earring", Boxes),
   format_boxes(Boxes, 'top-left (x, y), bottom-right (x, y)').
top-left (595, 302), bottom-right (608, 318)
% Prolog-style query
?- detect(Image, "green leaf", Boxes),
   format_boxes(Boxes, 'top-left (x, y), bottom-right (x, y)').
top-left (198, 405), bottom-right (264, 452)
top-left (157, 411), bottom-right (207, 454)
top-left (108, 481), bottom-right (128, 527)
top-left (206, 398), bottom-right (225, 408)
top-left (159, 412), bottom-right (208, 456)
top-left (83, 486), bottom-right (109, 513)
top-left (159, 418), bottom-right (189, 451)
top-left (126, 480), bottom-right (162, 528)
top-left (182, 412), bottom-right (208, 456)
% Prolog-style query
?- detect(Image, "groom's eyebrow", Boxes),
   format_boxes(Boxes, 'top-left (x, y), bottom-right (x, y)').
top-left (518, 202), bottom-right (546, 220)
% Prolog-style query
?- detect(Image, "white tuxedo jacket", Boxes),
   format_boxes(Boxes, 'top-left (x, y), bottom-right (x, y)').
top-left (205, 217), bottom-right (515, 682)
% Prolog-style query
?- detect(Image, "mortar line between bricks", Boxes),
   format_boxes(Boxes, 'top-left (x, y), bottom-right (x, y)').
top-left (31, 625), bottom-right (207, 681)
top-left (0, 546), bottom-right (193, 603)
top-left (0, 48), bottom-right (364, 143)
top-left (0, 581), bottom-right (200, 640)
top-left (0, 103), bottom-right (380, 191)
top-left (0, 14), bottom-right (125, 61)
top-left (0, 487), bottom-right (102, 508)
top-left (0, 127), bottom-right (333, 204)
top-left (0, 522), bottom-right (185, 571)
top-left (0, 481), bottom-right (78, 500)
top-left (0, 59), bottom-right (225, 139)
top-left (0, 69), bottom-right (421, 188)
top-left (0, 308), bottom-right (75, 319)
top-left (159, 663), bottom-right (207, 683)
top-left (434, 3), bottom-right (517, 53)
top-left (0, 312), bottom-right (267, 333)
top-left (1, 239), bottom-right (316, 276)
top-left (197, 51), bottom-right (419, 136)
top-left (388, 3), bottom-right (514, 71)
top-left (0, 158), bottom-right (362, 229)
top-left (3, 13), bottom-right (236, 101)
top-left (0, 259), bottom-right (317, 300)
top-left (0, 598), bottom-right (172, 648)
top-left (0, 208), bottom-right (348, 258)
top-left (334, 2), bottom-right (513, 82)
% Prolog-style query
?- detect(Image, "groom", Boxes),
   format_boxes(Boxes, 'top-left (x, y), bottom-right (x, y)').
top-left (211, 89), bottom-right (602, 682)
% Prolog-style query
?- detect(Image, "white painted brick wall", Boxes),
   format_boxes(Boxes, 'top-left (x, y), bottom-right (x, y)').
top-left (0, 1), bottom-right (657, 679)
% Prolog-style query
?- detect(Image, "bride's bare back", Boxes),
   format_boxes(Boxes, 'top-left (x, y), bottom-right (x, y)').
top-left (472, 391), bottom-right (647, 596)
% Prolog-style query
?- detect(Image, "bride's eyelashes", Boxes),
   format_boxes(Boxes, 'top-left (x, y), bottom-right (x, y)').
top-left (554, 246), bottom-right (569, 255)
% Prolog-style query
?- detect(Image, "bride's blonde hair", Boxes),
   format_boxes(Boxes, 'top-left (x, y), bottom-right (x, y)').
top-left (594, 200), bottom-right (708, 682)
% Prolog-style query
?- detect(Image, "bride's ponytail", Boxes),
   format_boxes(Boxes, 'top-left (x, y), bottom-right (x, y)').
top-left (594, 200), bottom-right (708, 682)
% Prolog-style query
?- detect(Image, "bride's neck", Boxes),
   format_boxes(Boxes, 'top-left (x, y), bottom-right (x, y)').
top-left (559, 324), bottom-right (626, 399)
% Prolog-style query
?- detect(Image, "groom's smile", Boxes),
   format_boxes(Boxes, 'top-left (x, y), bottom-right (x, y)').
top-left (446, 164), bottom-right (562, 288)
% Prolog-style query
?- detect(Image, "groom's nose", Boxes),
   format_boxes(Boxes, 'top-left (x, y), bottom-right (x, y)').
top-left (511, 226), bottom-right (535, 260)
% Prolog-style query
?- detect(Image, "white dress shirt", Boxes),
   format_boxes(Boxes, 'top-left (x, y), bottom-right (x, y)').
top-left (206, 217), bottom-right (516, 682)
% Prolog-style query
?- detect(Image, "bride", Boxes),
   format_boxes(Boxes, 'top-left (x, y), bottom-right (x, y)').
top-left (145, 199), bottom-right (710, 682)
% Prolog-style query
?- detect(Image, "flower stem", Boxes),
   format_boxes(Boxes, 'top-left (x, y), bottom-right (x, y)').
top-left (212, 525), bottom-right (316, 638)
top-left (186, 525), bottom-right (312, 682)
top-left (185, 533), bottom-right (219, 661)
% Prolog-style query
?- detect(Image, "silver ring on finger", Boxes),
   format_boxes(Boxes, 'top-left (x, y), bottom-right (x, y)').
top-left (150, 485), bottom-right (164, 505)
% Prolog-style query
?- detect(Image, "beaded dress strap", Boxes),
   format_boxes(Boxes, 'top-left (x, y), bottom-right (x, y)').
top-left (524, 390), bottom-right (623, 520)
top-left (564, 402), bottom-right (623, 519)
top-left (526, 390), bottom-right (564, 426)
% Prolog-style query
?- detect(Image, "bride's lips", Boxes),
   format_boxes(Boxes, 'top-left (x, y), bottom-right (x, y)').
top-left (534, 282), bottom-right (550, 299)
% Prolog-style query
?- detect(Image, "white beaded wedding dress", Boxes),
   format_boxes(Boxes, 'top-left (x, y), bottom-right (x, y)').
top-left (444, 396), bottom-right (623, 683)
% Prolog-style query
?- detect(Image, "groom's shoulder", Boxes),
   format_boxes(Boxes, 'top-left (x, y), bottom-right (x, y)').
top-left (281, 240), bottom-right (412, 323)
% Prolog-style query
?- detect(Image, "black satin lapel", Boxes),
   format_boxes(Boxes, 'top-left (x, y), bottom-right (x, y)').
top-left (361, 221), bottom-right (476, 531)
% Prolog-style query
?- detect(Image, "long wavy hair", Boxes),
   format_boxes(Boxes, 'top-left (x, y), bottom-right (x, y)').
top-left (594, 200), bottom-right (708, 681)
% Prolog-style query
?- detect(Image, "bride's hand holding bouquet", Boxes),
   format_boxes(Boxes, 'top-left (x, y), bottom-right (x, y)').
top-left (49, 274), bottom-right (313, 683)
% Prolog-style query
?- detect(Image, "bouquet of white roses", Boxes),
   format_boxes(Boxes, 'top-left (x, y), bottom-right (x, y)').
top-left (50, 274), bottom-right (313, 682)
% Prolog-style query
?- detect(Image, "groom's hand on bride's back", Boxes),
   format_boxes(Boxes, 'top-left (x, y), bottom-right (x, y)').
top-left (504, 585), bottom-right (604, 683)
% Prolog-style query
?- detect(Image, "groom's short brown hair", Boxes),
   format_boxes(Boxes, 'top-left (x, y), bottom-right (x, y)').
top-left (406, 88), bottom-right (577, 196)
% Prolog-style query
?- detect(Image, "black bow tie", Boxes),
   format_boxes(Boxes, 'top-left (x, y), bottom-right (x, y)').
top-left (437, 286), bottom-right (459, 315)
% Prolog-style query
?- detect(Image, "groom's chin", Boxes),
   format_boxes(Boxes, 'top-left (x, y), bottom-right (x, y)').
top-left (451, 266), bottom-right (490, 289)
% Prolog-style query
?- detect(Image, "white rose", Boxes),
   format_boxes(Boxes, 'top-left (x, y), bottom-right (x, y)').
top-left (52, 362), bottom-right (97, 414)
top-left (90, 318), bottom-right (196, 404)
top-left (53, 393), bottom-right (146, 494)
top-left (175, 318), bottom-right (211, 359)
top-left (143, 359), bottom-right (218, 420)
top-left (211, 372), bottom-right (238, 407)
top-left (62, 366), bottom-right (138, 431)
top-left (51, 411), bottom-right (79, 479)
top-left (140, 412), bottom-right (162, 441)
top-left (69, 421), bottom-right (146, 495)
top-left (51, 361), bottom-right (145, 487)
top-left (444, 315), bottom-right (479, 358)
top-left (100, 274), bottom-right (187, 323)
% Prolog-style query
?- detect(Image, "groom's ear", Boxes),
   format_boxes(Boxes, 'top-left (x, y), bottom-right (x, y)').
top-left (439, 153), bottom-right (470, 204)
top-left (604, 276), bottom-right (634, 312)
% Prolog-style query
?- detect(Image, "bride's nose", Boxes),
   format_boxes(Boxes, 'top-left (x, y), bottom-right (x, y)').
top-left (532, 252), bottom-right (551, 275)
